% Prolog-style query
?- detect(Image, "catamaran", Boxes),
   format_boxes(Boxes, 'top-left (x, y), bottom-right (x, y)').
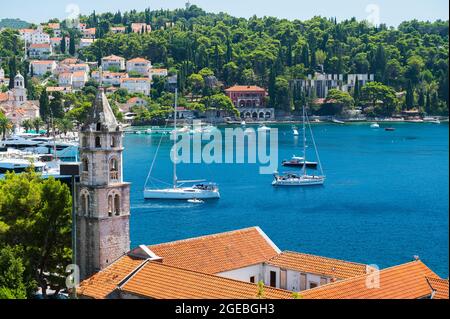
top-left (273, 104), bottom-right (325, 187)
top-left (143, 89), bottom-right (220, 200)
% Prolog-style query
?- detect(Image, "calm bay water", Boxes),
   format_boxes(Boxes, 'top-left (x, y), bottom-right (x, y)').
top-left (123, 122), bottom-right (449, 277)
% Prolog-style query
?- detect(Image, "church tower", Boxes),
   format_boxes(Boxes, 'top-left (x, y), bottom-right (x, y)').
top-left (13, 72), bottom-right (27, 106)
top-left (76, 88), bottom-right (131, 280)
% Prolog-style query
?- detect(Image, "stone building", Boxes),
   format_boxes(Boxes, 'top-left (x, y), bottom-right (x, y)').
top-left (76, 88), bottom-right (131, 280)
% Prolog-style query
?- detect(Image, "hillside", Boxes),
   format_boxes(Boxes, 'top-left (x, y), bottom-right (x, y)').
top-left (0, 18), bottom-right (30, 29)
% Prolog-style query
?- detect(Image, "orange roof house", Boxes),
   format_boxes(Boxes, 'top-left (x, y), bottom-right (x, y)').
top-left (300, 260), bottom-right (448, 299)
top-left (267, 251), bottom-right (369, 280)
top-left (225, 85), bottom-right (267, 107)
top-left (77, 227), bottom-right (448, 300)
top-left (119, 262), bottom-right (293, 299)
top-left (143, 227), bottom-right (280, 274)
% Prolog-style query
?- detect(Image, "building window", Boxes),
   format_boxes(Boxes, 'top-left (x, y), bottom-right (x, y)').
top-left (111, 136), bottom-right (116, 148)
top-left (95, 136), bottom-right (101, 148)
top-left (81, 193), bottom-right (89, 216)
top-left (108, 195), bottom-right (113, 217)
top-left (82, 158), bottom-right (89, 172)
top-left (114, 195), bottom-right (120, 216)
top-left (82, 136), bottom-right (88, 148)
top-left (250, 276), bottom-right (255, 284)
top-left (309, 282), bottom-right (318, 289)
top-left (110, 158), bottom-right (119, 181)
top-left (300, 273), bottom-right (307, 291)
top-left (96, 123), bottom-right (102, 131)
top-left (280, 270), bottom-right (287, 290)
top-left (269, 271), bottom-right (277, 288)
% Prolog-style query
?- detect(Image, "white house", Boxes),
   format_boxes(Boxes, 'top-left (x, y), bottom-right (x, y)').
top-left (47, 23), bottom-right (61, 37)
top-left (0, 67), bottom-right (5, 80)
top-left (29, 60), bottom-right (57, 76)
top-left (58, 72), bottom-right (73, 87)
top-left (149, 68), bottom-right (168, 79)
top-left (131, 23), bottom-right (151, 33)
top-left (72, 71), bottom-right (89, 89)
top-left (92, 71), bottom-right (129, 86)
top-left (126, 58), bottom-right (151, 76)
top-left (83, 28), bottom-right (96, 39)
top-left (102, 55), bottom-right (126, 71)
top-left (19, 27), bottom-right (50, 45)
top-left (80, 38), bottom-right (95, 48)
top-left (120, 78), bottom-right (151, 96)
top-left (28, 43), bottom-right (53, 59)
top-left (110, 26), bottom-right (126, 34)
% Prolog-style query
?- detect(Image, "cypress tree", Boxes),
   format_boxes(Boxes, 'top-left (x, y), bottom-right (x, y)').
top-left (39, 90), bottom-right (50, 122)
top-left (353, 76), bottom-right (360, 102)
top-left (61, 35), bottom-right (66, 53)
top-left (268, 67), bottom-right (276, 108)
top-left (405, 80), bottom-right (414, 110)
top-left (69, 34), bottom-right (76, 56)
top-left (8, 58), bottom-right (16, 89)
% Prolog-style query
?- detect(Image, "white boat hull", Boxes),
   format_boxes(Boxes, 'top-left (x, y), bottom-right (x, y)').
top-left (272, 175), bottom-right (325, 186)
top-left (144, 187), bottom-right (220, 200)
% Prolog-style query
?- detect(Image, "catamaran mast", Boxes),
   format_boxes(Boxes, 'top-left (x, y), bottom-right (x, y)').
top-left (173, 88), bottom-right (178, 189)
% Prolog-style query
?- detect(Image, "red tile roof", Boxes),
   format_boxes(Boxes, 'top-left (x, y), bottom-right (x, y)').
top-left (427, 277), bottom-right (449, 299)
top-left (144, 227), bottom-right (280, 274)
top-left (0, 92), bottom-right (9, 102)
top-left (225, 85), bottom-right (266, 92)
top-left (119, 261), bottom-right (293, 299)
top-left (300, 260), bottom-right (441, 299)
top-left (127, 58), bottom-right (150, 63)
top-left (267, 251), bottom-right (368, 280)
top-left (29, 43), bottom-right (51, 49)
top-left (77, 255), bottom-right (146, 299)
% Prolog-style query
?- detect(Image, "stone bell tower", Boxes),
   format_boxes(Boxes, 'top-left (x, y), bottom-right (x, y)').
top-left (76, 88), bottom-right (131, 280)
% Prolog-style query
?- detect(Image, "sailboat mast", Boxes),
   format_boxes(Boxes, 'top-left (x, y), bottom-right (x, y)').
top-left (302, 103), bottom-right (307, 176)
top-left (173, 88), bottom-right (178, 189)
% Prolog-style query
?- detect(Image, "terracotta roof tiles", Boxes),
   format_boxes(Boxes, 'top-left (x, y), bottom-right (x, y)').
top-left (77, 255), bottom-right (145, 299)
top-left (120, 261), bottom-right (293, 299)
top-left (268, 251), bottom-right (368, 280)
top-left (427, 277), bottom-right (449, 299)
top-left (300, 260), bottom-right (441, 299)
top-left (225, 85), bottom-right (266, 92)
top-left (146, 227), bottom-right (280, 274)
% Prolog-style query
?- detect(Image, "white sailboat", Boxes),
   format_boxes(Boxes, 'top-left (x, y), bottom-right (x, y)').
top-left (273, 104), bottom-right (325, 187)
top-left (144, 89), bottom-right (220, 200)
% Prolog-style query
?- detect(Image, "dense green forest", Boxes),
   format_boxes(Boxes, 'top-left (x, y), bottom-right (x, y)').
top-left (0, 18), bottom-right (30, 29)
top-left (0, 5), bottom-right (449, 124)
top-left (75, 6), bottom-right (449, 115)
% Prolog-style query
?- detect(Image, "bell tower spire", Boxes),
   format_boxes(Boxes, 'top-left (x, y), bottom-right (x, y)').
top-left (76, 88), bottom-right (131, 280)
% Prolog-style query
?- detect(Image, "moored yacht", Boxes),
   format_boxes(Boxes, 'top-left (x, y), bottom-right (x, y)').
top-left (143, 88), bottom-right (220, 200)
top-left (273, 104), bottom-right (325, 187)
top-left (282, 156), bottom-right (318, 169)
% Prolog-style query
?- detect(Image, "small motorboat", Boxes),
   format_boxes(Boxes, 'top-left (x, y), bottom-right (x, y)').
top-left (385, 127), bottom-right (396, 131)
top-left (332, 118), bottom-right (345, 124)
top-left (188, 198), bottom-right (204, 204)
top-left (282, 156), bottom-right (318, 169)
top-left (293, 128), bottom-right (299, 136)
top-left (370, 123), bottom-right (380, 129)
top-left (241, 121), bottom-right (246, 126)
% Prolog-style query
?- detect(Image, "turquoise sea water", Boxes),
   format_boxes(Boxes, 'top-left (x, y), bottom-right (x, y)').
top-left (123, 122), bottom-right (449, 277)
